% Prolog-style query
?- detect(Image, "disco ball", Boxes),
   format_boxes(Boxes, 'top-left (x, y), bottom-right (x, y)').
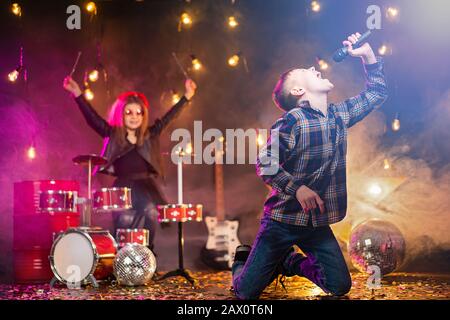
top-left (113, 243), bottom-right (157, 286)
top-left (348, 219), bottom-right (406, 276)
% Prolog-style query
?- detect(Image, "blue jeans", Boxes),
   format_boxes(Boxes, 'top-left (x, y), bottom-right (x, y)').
top-left (232, 216), bottom-right (351, 299)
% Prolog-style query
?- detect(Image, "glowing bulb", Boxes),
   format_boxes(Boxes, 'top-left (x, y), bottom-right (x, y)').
top-left (383, 159), bottom-right (390, 170)
top-left (368, 183), bottom-right (382, 197)
top-left (84, 88), bottom-right (94, 101)
top-left (12, 3), bottom-right (22, 16)
top-left (387, 7), bottom-right (399, 18)
top-left (228, 55), bottom-right (240, 67)
top-left (257, 134), bottom-right (265, 147)
top-left (192, 58), bottom-right (202, 71)
top-left (228, 16), bottom-right (239, 28)
top-left (185, 143), bottom-right (193, 155)
top-left (172, 92), bottom-right (181, 104)
top-left (86, 2), bottom-right (97, 14)
top-left (181, 13), bottom-right (192, 25)
top-left (219, 136), bottom-right (225, 142)
top-left (311, 1), bottom-right (321, 12)
top-left (8, 70), bottom-right (19, 82)
top-left (27, 146), bottom-right (36, 160)
top-left (378, 44), bottom-right (388, 56)
top-left (392, 119), bottom-right (400, 131)
top-left (317, 59), bottom-right (329, 70)
top-left (88, 69), bottom-right (99, 82)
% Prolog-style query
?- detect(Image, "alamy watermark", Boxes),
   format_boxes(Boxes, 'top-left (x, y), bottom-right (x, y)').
top-left (170, 121), bottom-right (280, 175)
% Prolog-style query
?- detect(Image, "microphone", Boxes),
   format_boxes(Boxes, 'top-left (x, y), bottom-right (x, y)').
top-left (332, 30), bottom-right (372, 63)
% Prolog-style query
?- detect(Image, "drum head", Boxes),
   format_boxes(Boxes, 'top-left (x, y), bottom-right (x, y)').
top-left (52, 232), bottom-right (95, 283)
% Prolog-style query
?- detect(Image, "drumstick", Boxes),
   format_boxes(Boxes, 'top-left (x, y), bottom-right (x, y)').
top-left (69, 51), bottom-right (82, 77)
top-left (172, 52), bottom-right (189, 79)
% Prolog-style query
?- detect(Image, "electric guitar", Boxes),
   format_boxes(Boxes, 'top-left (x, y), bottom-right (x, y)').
top-left (201, 149), bottom-right (241, 270)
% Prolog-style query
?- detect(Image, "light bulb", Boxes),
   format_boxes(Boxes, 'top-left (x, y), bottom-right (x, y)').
top-left (192, 58), bottom-right (202, 71)
top-left (228, 55), bottom-right (240, 67)
top-left (8, 70), bottom-right (20, 82)
top-left (85, 88), bottom-right (94, 101)
top-left (228, 16), bottom-right (238, 28)
top-left (181, 13), bottom-right (192, 25)
top-left (172, 92), bottom-right (181, 104)
top-left (88, 69), bottom-right (99, 82)
top-left (27, 146), bottom-right (36, 160)
top-left (86, 2), bottom-right (97, 13)
top-left (311, 1), bottom-right (321, 12)
top-left (12, 3), bottom-right (22, 16)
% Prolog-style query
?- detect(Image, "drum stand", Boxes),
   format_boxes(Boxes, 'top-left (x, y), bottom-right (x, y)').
top-left (50, 275), bottom-right (99, 289)
top-left (158, 152), bottom-right (196, 286)
top-left (49, 155), bottom-right (107, 289)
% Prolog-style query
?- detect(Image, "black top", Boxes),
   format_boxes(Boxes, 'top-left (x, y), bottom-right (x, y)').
top-left (74, 94), bottom-right (189, 176)
top-left (113, 143), bottom-right (157, 177)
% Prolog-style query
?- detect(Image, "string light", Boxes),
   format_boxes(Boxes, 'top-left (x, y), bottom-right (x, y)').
top-left (384, 159), bottom-right (390, 170)
top-left (27, 145), bottom-right (36, 160)
top-left (185, 142), bottom-right (193, 155)
top-left (392, 113), bottom-right (401, 131)
top-left (88, 69), bottom-right (99, 82)
top-left (228, 54), bottom-right (240, 67)
top-left (386, 7), bottom-right (399, 19)
top-left (311, 1), bottom-right (321, 12)
top-left (378, 44), bottom-right (391, 56)
top-left (86, 2), bottom-right (97, 14)
top-left (191, 55), bottom-right (202, 71)
top-left (181, 12), bottom-right (192, 25)
top-left (316, 57), bottom-right (329, 70)
top-left (368, 183), bottom-right (382, 197)
top-left (84, 88), bottom-right (94, 101)
top-left (8, 69), bottom-right (20, 82)
top-left (172, 90), bottom-right (181, 104)
top-left (11, 3), bottom-right (22, 16)
top-left (257, 133), bottom-right (265, 147)
top-left (7, 47), bottom-right (26, 84)
top-left (228, 16), bottom-right (239, 28)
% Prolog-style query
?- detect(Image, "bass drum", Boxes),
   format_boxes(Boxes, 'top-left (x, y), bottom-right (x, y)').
top-left (49, 227), bottom-right (117, 285)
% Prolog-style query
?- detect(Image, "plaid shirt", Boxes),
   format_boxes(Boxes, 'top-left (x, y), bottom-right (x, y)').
top-left (257, 57), bottom-right (388, 227)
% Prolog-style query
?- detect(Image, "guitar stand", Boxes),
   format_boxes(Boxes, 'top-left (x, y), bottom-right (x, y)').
top-left (157, 222), bottom-right (196, 286)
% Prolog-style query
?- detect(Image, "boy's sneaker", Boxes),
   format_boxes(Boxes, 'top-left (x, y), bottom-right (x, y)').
top-left (269, 247), bottom-right (296, 292)
top-left (233, 244), bottom-right (252, 264)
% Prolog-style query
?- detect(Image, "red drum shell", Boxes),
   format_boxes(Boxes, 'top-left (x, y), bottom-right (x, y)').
top-left (14, 180), bottom-right (80, 215)
top-left (39, 190), bottom-right (77, 213)
top-left (93, 187), bottom-right (132, 212)
top-left (49, 228), bottom-right (117, 284)
top-left (157, 204), bottom-right (187, 222)
top-left (115, 228), bottom-right (150, 247)
top-left (185, 204), bottom-right (203, 222)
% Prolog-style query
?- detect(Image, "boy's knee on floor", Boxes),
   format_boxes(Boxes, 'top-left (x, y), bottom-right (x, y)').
top-left (234, 285), bottom-right (260, 300)
top-left (326, 277), bottom-right (352, 296)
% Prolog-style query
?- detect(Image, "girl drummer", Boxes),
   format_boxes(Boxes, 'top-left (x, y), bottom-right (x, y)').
top-left (63, 76), bottom-right (197, 251)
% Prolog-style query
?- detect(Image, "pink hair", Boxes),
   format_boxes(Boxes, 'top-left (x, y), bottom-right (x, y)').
top-left (107, 91), bottom-right (149, 127)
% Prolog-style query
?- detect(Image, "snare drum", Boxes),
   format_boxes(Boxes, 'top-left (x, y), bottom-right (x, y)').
top-left (49, 227), bottom-right (117, 284)
top-left (116, 229), bottom-right (149, 248)
top-left (157, 204), bottom-right (186, 222)
top-left (185, 204), bottom-right (203, 222)
top-left (39, 190), bottom-right (77, 213)
top-left (93, 187), bottom-right (132, 212)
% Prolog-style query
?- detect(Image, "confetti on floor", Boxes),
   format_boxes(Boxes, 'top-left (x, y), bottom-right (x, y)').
top-left (0, 272), bottom-right (449, 300)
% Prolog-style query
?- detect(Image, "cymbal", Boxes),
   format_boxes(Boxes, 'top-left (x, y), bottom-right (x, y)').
top-left (72, 154), bottom-right (108, 166)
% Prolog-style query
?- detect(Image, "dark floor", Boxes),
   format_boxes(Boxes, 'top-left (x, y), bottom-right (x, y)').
top-left (1, 272), bottom-right (449, 300)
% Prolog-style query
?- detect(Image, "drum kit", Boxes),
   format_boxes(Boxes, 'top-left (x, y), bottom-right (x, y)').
top-left (39, 153), bottom-right (203, 288)
top-left (44, 154), bottom-right (139, 287)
